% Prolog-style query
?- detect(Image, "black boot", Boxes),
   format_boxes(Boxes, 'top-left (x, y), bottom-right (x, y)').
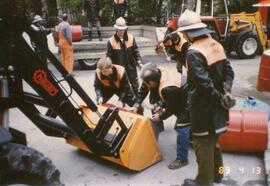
top-left (98, 31), bottom-right (102, 41)
top-left (182, 179), bottom-right (213, 186)
top-left (88, 31), bottom-right (92, 41)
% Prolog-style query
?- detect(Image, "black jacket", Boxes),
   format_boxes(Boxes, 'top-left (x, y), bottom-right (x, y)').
top-left (106, 32), bottom-right (141, 80)
top-left (186, 42), bottom-right (234, 136)
top-left (84, 0), bottom-right (100, 21)
top-left (30, 24), bottom-right (50, 52)
top-left (174, 42), bottom-right (190, 74)
top-left (113, 0), bottom-right (128, 18)
top-left (94, 66), bottom-right (134, 104)
top-left (136, 73), bottom-right (189, 121)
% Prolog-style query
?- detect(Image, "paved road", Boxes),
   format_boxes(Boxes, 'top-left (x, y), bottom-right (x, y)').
top-left (9, 55), bottom-right (269, 185)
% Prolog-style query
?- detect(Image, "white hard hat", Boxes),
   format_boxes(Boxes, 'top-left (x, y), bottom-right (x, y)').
top-left (114, 17), bottom-right (128, 30)
top-left (177, 10), bottom-right (206, 32)
top-left (33, 15), bottom-right (43, 23)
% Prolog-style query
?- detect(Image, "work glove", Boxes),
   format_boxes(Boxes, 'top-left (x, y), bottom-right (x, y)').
top-left (221, 92), bottom-right (236, 109)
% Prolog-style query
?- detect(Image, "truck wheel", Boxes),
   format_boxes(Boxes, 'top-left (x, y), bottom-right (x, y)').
top-left (236, 33), bottom-right (259, 59)
top-left (0, 143), bottom-right (63, 186)
top-left (78, 59), bottom-right (98, 70)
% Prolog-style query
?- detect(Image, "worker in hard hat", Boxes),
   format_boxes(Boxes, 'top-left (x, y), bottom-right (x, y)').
top-left (106, 17), bottom-right (143, 96)
top-left (94, 56), bottom-right (135, 108)
top-left (177, 10), bottom-right (235, 186)
top-left (164, 31), bottom-right (190, 74)
top-left (30, 15), bottom-right (50, 65)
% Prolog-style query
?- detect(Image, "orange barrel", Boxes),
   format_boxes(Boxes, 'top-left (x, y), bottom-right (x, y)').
top-left (257, 49), bottom-right (270, 92)
top-left (54, 25), bottom-right (83, 42)
top-left (70, 25), bottom-right (83, 41)
top-left (219, 109), bottom-right (268, 152)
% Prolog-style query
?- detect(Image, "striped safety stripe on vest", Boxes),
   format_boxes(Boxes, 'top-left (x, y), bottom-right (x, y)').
top-left (158, 68), bottom-right (181, 100)
top-left (96, 64), bottom-right (125, 88)
top-left (109, 34), bottom-right (134, 50)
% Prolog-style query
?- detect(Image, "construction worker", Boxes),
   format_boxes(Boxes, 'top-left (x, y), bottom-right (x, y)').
top-left (106, 17), bottom-right (142, 96)
top-left (83, 0), bottom-right (102, 41)
top-left (113, 0), bottom-right (128, 19)
top-left (94, 57), bottom-right (135, 108)
top-left (164, 32), bottom-right (189, 74)
top-left (30, 15), bottom-right (50, 65)
top-left (177, 10), bottom-right (235, 186)
top-left (57, 14), bottom-right (73, 73)
top-left (133, 63), bottom-right (191, 169)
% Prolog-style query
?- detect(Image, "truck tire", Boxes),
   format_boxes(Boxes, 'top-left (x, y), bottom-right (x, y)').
top-left (235, 32), bottom-right (259, 59)
top-left (78, 59), bottom-right (98, 70)
top-left (0, 143), bottom-right (63, 186)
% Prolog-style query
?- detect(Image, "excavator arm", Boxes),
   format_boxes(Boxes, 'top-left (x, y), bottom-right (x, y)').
top-left (0, 25), bottom-right (130, 157)
top-left (0, 1), bottom-right (162, 170)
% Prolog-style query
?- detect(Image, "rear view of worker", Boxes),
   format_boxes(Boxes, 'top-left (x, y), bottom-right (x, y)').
top-left (57, 14), bottom-right (73, 73)
top-left (106, 17), bottom-right (142, 96)
top-left (178, 10), bottom-right (235, 186)
top-left (94, 57), bottom-right (135, 108)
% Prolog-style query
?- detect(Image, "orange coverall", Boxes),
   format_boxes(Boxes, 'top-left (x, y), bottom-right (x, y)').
top-left (59, 29), bottom-right (73, 73)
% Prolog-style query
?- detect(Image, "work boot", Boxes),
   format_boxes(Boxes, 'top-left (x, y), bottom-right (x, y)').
top-left (214, 177), bottom-right (222, 183)
top-left (168, 159), bottom-right (188, 169)
top-left (182, 179), bottom-right (213, 186)
top-left (98, 31), bottom-right (103, 41)
top-left (88, 31), bottom-right (92, 41)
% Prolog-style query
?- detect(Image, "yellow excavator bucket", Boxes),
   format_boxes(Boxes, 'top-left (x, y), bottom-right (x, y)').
top-left (66, 105), bottom-right (163, 171)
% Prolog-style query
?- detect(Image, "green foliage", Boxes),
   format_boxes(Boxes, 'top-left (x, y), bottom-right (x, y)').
top-left (57, 0), bottom-right (85, 24)
top-left (228, 0), bottom-right (257, 13)
top-left (45, 0), bottom-right (260, 26)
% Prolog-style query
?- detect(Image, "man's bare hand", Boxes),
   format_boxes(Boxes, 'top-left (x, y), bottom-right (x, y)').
top-left (116, 100), bottom-right (124, 108)
top-left (152, 113), bottom-right (161, 123)
top-left (97, 97), bottom-right (103, 105)
top-left (153, 106), bottom-right (163, 114)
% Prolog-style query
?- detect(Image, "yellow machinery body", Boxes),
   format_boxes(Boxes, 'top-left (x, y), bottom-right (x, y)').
top-left (66, 105), bottom-right (163, 171)
top-left (229, 11), bottom-right (268, 50)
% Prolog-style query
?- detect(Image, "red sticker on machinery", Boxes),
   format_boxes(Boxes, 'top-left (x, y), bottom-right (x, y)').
top-left (33, 69), bottom-right (58, 96)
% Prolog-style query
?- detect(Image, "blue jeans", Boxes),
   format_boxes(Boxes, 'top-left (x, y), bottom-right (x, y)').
top-left (175, 126), bottom-right (191, 161)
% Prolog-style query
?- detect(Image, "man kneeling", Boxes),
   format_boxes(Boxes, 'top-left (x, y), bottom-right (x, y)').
top-left (94, 57), bottom-right (135, 108)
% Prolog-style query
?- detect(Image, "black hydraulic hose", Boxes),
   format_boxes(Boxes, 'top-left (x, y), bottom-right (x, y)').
top-left (33, 113), bottom-right (75, 136)
top-left (47, 51), bottom-right (99, 113)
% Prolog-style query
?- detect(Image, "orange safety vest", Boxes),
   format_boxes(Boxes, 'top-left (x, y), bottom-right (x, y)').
top-left (114, 0), bottom-right (125, 4)
top-left (96, 64), bottom-right (125, 88)
top-left (109, 34), bottom-right (134, 50)
top-left (174, 32), bottom-right (188, 52)
top-left (189, 37), bottom-right (227, 66)
top-left (158, 68), bottom-right (181, 100)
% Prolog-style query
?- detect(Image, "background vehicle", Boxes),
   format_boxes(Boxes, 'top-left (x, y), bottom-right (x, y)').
top-left (180, 0), bottom-right (269, 58)
top-left (156, 0), bottom-right (267, 59)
